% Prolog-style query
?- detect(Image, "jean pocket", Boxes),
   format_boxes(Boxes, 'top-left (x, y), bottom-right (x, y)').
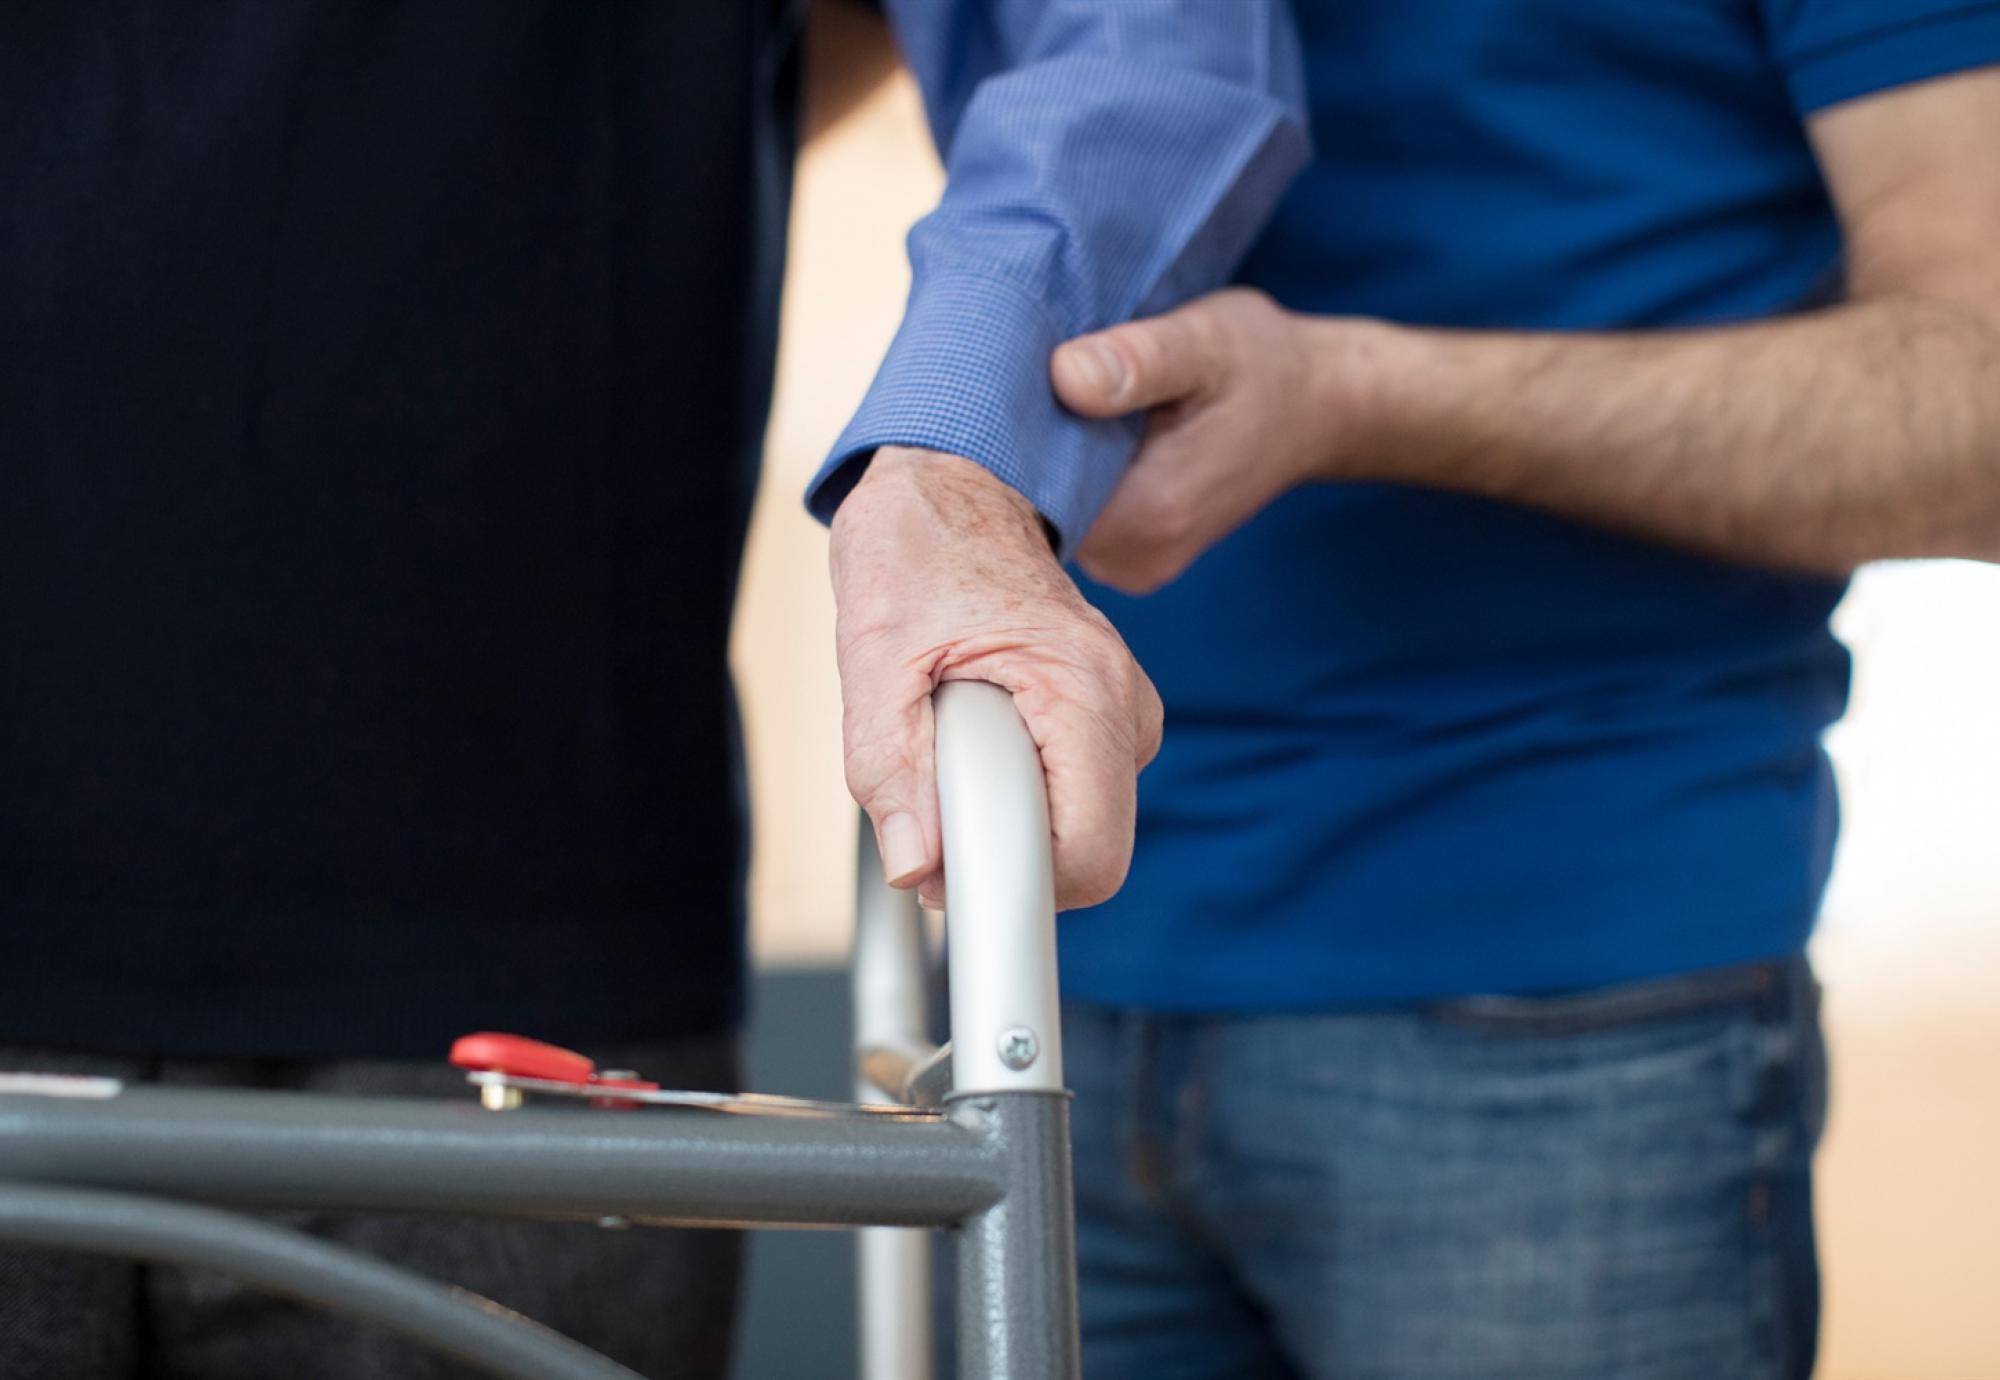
top-left (1419, 959), bottom-right (1792, 1039)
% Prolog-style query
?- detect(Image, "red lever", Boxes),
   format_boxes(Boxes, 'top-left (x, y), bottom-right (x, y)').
top-left (449, 1032), bottom-right (662, 1104)
top-left (450, 1032), bottom-right (597, 1085)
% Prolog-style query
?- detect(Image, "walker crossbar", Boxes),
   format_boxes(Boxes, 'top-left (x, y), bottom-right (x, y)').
top-left (0, 682), bottom-right (1081, 1380)
top-left (0, 1084), bottom-right (1006, 1229)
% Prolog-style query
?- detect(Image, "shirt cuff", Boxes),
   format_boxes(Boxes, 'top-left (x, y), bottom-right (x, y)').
top-left (805, 268), bottom-right (1142, 554)
top-left (1781, 5), bottom-right (2000, 114)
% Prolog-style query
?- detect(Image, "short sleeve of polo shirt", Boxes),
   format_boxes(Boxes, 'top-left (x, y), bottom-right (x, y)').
top-left (1759, 0), bottom-right (2000, 113)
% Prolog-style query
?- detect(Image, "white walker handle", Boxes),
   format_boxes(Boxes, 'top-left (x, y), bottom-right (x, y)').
top-left (852, 681), bottom-right (1064, 1380)
top-left (933, 680), bottom-right (1064, 1095)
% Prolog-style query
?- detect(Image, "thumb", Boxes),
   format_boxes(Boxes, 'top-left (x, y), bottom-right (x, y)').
top-left (1052, 306), bottom-right (1222, 419)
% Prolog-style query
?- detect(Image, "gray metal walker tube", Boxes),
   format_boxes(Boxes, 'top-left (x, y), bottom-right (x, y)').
top-left (951, 1093), bottom-right (1080, 1380)
top-left (0, 1184), bottom-right (643, 1380)
top-left (931, 683), bottom-right (1083, 1380)
top-left (0, 1086), bottom-right (1001, 1229)
top-left (0, 682), bottom-right (1082, 1378)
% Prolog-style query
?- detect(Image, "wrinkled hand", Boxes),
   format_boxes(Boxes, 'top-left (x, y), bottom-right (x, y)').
top-left (1052, 288), bottom-right (1398, 594)
top-left (830, 446), bottom-right (1164, 910)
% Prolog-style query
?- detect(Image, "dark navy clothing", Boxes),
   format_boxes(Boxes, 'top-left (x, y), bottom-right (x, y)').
top-left (0, 2), bottom-right (799, 1055)
top-left (1058, 0), bottom-right (2000, 1010)
top-left (0, 1035), bottom-right (743, 1377)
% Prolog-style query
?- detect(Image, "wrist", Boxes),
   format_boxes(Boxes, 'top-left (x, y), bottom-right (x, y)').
top-left (838, 446), bottom-right (1054, 557)
top-left (1297, 316), bottom-right (1438, 483)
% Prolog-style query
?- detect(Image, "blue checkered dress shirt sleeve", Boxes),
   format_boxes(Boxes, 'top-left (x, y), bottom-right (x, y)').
top-left (803, 0), bottom-right (1311, 553)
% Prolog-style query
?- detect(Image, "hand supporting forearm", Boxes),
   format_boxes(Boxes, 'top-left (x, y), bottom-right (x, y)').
top-left (1055, 75), bottom-right (2000, 591)
top-left (1342, 291), bottom-right (2000, 575)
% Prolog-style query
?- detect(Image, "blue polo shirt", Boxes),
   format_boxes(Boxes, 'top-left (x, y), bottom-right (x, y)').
top-left (1056, 0), bottom-right (2000, 1007)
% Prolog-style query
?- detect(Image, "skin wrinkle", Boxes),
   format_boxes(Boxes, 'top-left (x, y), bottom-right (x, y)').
top-left (830, 444), bottom-right (1161, 909)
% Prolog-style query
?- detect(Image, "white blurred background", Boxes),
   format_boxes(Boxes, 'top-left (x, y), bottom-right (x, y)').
top-left (731, 66), bottom-right (2000, 1380)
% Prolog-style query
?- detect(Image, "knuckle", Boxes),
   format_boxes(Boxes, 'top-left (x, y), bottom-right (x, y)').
top-left (1228, 285), bottom-right (1276, 314)
top-left (1216, 285), bottom-right (1275, 329)
top-left (840, 712), bottom-right (916, 806)
top-left (1121, 479), bottom-right (1195, 550)
top-left (1100, 565), bottom-right (1157, 597)
top-left (1071, 558), bottom-right (1113, 588)
top-left (1119, 328), bottom-right (1168, 390)
top-left (1074, 527), bottom-right (1127, 577)
top-left (1104, 560), bottom-right (1169, 597)
top-left (1162, 314), bottom-right (1213, 373)
top-left (1090, 646), bottom-right (1138, 697)
top-left (1114, 322), bottom-right (1150, 367)
top-left (841, 752), bottom-right (887, 807)
top-left (1061, 853), bottom-right (1129, 911)
top-left (1135, 679), bottom-right (1165, 751)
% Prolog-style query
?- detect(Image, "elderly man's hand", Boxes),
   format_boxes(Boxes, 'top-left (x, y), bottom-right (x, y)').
top-left (1052, 288), bottom-right (1403, 593)
top-left (829, 446), bottom-right (1164, 910)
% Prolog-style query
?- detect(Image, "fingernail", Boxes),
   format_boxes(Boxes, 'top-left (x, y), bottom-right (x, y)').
top-left (1072, 342), bottom-right (1127, 400)
top-left (879, 812), bottom-right (927, 885)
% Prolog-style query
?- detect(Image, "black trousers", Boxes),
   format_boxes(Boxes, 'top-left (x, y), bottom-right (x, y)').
top-left (0, 1036), bottom-right (742, 1380)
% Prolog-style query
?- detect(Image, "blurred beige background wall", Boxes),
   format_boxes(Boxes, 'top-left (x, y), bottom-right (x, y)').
top-left (730, 70), bottom-right (2000, 1380)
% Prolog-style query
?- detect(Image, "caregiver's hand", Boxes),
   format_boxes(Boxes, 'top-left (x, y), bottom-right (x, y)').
top-left (1052, 288), bottom-right (1403, 594)
top-left (829, 445), bottom-right (1163, 911)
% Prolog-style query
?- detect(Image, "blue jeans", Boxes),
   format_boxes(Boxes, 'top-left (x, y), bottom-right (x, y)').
top-left (1063, 959), bottom-right (1825, 1380)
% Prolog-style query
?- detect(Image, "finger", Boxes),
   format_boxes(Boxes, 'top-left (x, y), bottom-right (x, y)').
top-left (1004, 671), bottom-right (1142, 911)
top-left (840, 656), bottom-right (942, 891)
top-left (1075, 551), bottom-right (1180, 598)
top-left (1051, 303), bottom-right (1228, 419)
top-left (1044, 713), bottom-right (1138, 912)
top-left (1074, 442), bottom-right (1203, 595)
top-left (1075, 520), bottom-right (1190, 596)
top-left (1132, 664), bottom-right (1165, 772)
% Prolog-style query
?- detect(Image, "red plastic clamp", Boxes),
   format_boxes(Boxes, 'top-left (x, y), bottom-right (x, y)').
top-left (449, 1032), bottom-right (660, 1096)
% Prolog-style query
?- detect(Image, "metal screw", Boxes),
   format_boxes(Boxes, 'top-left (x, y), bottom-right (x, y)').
top-left (478, 1083), bottom-right (524, 1112)
top-left (996, 1027), bottom-right (1039, 1071)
